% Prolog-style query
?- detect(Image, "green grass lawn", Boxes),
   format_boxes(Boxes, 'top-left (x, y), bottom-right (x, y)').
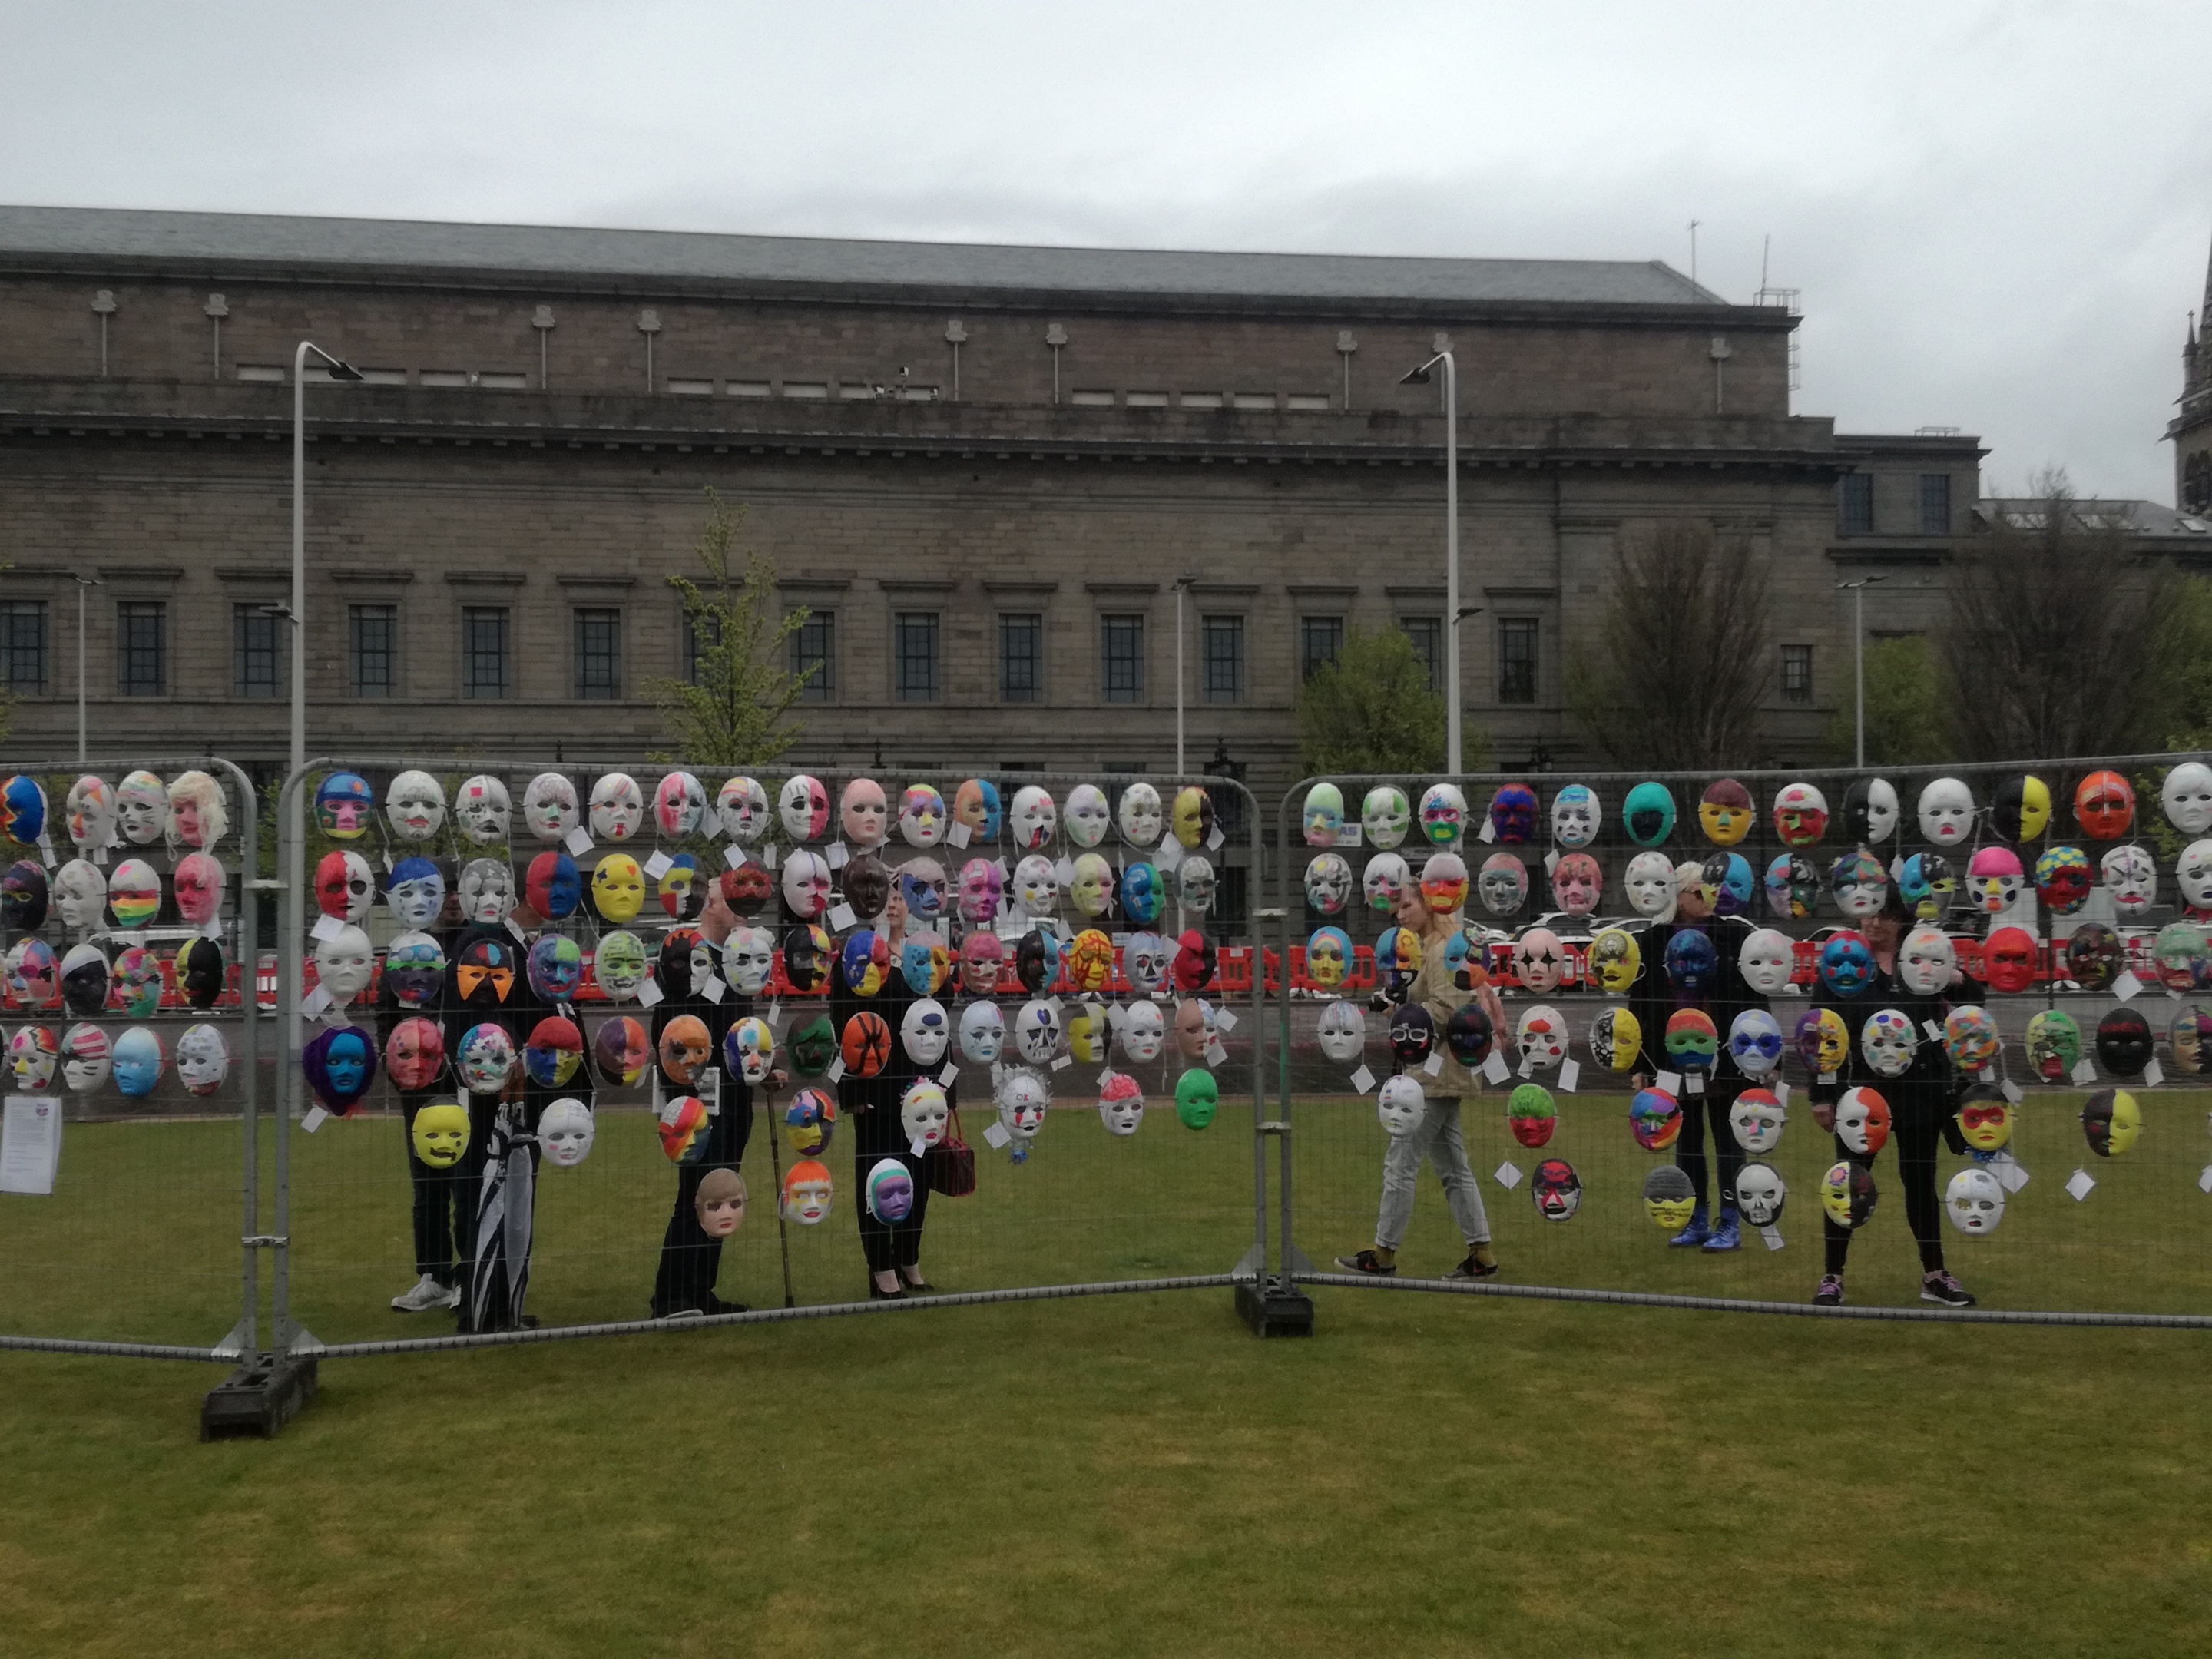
top-left (5, 1090), bottom-right (2212, 1654)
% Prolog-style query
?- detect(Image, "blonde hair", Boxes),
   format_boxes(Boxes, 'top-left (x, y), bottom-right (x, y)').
top-left (1672, 859), bottom-right (1707, 892)
top-left (166, 770), bottom-right (229, 849)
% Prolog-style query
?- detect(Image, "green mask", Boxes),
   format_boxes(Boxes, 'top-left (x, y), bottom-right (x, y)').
top-left (790, 1014), bottom-right (836, 1077)
top-left (1174, 1068), bottom-right (1218, 1131)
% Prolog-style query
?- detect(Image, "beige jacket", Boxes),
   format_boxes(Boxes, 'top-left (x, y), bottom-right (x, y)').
top-left (1406, 927), bottom-right (1505, 1098)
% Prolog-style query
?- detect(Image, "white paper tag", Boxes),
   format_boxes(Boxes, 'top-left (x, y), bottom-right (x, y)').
top-left (1558, 1058), bottom-right (1581, 1094)
top-left (700, 976), bottom-right (725, 1004)
top-left (565, 826), bottom-right (594, 857)
top-left (1492, 1160), bottom-right (1523, 1190)
top-left (2000, 1078), bottom-right (2023, 1104)
top-left (1481, 1051), bottom-right (1511, 1086)
top-left (1053, 857), bottom-right (1076, 888)
top-left (505, 917), bottom-right (525, 942)
top-left (1760, 1224), bottom-right (1786, 1252)
top-left (1050, 1054), bottom-right (1072, 1072)
top-left (939, 1061), bottom-right (959, 1087)
top-left (2144, 1058), bottom-right (2165, 1088)
top-left (826, 1057), bottom-right (846, 1083)
top-left (947, 822), bottom-right (970, 849)
top-left (1685, 1071), bottom-right (1704, 1095)
top-left (1350, 1065), bottom-right (1376, 1094)
top-left (1542, 850), bottom-right (1560, 876)
top-left (826, 842), bottom-right (849, 870)
top-left (1475, 819), bottom-right (1497, 844)
top-left (1214, 1007), bottom-right (1238, 1033)
top-left (1819, 1071), bottom-right (1837, 1087)
top-left (300, 1105), bottom-right (329, 1134)
top-left (1774, 1081), bottom-right (1790, 1108)
top-left (300, 985), bottom-right (331, 1016)
top-left (1423, 1052), bottom-right (1445, 1076)
top-left (2066, 1167), bottom-right (2096, 1202)
top-left (1335, 824), bottom-right (1363, 848)
top-left (2112, 969), bottom-right (2143, 1002)
top-left (1206, 826), bottom-right (1224, 851)
top-left (1922, 1019), bottom-right (1945, 1041)
top-left (310, 913), bottom-right (344, 942)
top-left (761, 843), bottom-right (777, 869)
top-left (993, 857), bottom-right (1009, 880)
top-left (1157, 839), bottom-right (1182, 872)
top-left (983, 1120), bottom-right (1011, 1149)
top-left (724, 843), bottom-right (748, 869)
top-left (2070, 1059), bottom-right (2098, 1086)
top-left (827, 902), bottom-right (856, 932)
top-left (1517, 1057), bottom-right (1534, 1078)
top-left (1655, 1070), bottom-right (1682, 1095)
top-left (1206, 1040), bottom-right (1229, 1068)
top-left (2197, 1164), bottom-right (2212, 1195)
top-left (635, 978), bottom-right (664, 1008)
top-left (643, 851), bottom-right (674, 880)
top-left (764, 1001), bottom-right (783, 1028)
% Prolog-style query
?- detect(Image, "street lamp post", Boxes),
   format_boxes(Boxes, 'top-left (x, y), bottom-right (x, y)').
top-left (71, 574), bottom-right (102, 763)
top-left (1401, 351), bottom-right (1461, 773)
top-left (1835, 575), bottom-right (1887, 768)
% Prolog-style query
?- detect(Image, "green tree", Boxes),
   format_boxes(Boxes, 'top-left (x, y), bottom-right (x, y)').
top-left (645, 490), bottom-right (816, 767)
top-left (1823, 633), bottom-right (1950, 765)
top-left (1296, 626), bottom-right (1479, 775)
top-left (1566, 520), bottom-right (1773, 769)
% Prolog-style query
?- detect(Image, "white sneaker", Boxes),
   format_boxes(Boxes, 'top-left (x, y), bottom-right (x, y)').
top-left (392, 1273), bottom-right (455, 1313)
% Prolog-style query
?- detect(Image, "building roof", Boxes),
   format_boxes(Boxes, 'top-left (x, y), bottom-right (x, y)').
top-left (0, 204), bottom-right (1736, 310)
top-left (1976, 498), bottom-right (2212, 537)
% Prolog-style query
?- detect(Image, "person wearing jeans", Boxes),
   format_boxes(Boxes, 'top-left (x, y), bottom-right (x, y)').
top-left (1336, 882), bottom-right (1507, 1280)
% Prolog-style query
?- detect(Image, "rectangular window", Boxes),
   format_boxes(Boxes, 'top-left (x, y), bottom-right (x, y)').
top-left (1201, 614), bottom-right (1244, 704)
top-left (462, 607), bottom-right (511, 699)
top-left (1919, 473), bottom-right (1952, 534)
top-left (791, 611), bottom-right (835, 702)
top-left (236, 365), bottom-right (285, 382)
top-left (349, 604), bottom-right (397, 697)
top-left (1232, 392), bottom-right (1277, 410)
top-left (783, 382), bottom-right (829, 400)
top-left (683, 609), bottom-right (719, 685)
top-left (1498, 617), bottom-right (1538, 705)
top-left (1180, 391), bottom-right (1224, 409)
top-left (356, 368), bottom-right (408, 386)
top-left (232, 603), bottom-right (283, 698)
top-left (420, 370), bottom-right (472, 388)
top-left (0, 601), bottom-right (48, 694)
top-left (116, 601), bottom-right (166, 697)
top-left (1124, 391), bottom-right (1169, 408)
top-left (1781, 644), bottom-right (1813, 704)
top-left (1300, 614), bottom-right (1344, 680)
top-left (573, 608), bottom-right (621, 700)
top-left (477, 371), bottom-right (526, 389)
top-left (1839, 473), bottom-right (1874, 534)
top-left (1399, 616), bottom-right (1442, 693)
top-left (1286, 393), bottom-right (1332, 412)
top-left (894, 612), bottom-right (940, 703)
top-left (837, 382), bottom-right (877, 400)
top-left (998, 612), bottom-right (1043, 704)
top-left (727, 379), bottom-right (771, 399)
top-left (1070, 389), bottom-right (1116, 407)
top-left (667, 378), bottom-right (713, 396)
top-left (1101, 614), bottom-right (1145, 704)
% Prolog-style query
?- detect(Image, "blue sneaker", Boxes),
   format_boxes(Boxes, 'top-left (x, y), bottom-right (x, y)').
top-left (1703, 1207), bottom-right (1741, 1253)
top-left (1667, 1204), bottom-right (1711, 1248)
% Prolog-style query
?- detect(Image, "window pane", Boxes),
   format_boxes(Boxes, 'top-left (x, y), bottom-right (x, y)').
top-left (233, 604), bottom-right (283, 698)
top-left (1201, 615), bottom-right (1243, 704)
top-left (999, 612), bottom-right (1042, 704)
top-left (462, 607), bottom-right (510, 699)
top-left (573, 608), bottom-right (621, 700)
top-left (1839, 474), bottom-right (1873, 534)
top-left (1498, 618), bottom-right (1538, 705)
top-left (1781, 644), bottom-right (1813, 703)
top-left (1101, 614), bottom-right (1144, 704)
top-left (1399, 616), bottom-right (1441, 693)
top-left (349, 604), bottom-right (396, 697)
top-left (791, 611), bottom-right (835, 702)
top-left (117, 601), bottom-right (165, 697)
top-left (895, 612), bottom-right (939, 703)
top-left (684, 609), bottom-right (720, 685)
top-left (1300, 614), bottom-right (1343, 680)
top-left (1919, 473), bottom-right (1951, 534)
top-left (0, 601), bottom-right (48, 694)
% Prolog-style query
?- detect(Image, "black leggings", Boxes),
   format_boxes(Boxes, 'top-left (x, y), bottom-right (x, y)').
top-left (853, 1101), bottom-right (932, 1276)
top-left (1673, 1079), bottom-right (1747, 1214)
top-left (402, 1091), bottom-right (465, 1284)
top-left (651, 1094), bottom-right (755, 1316)
top-left (1823, 1101), bottom-right (1947, 1276)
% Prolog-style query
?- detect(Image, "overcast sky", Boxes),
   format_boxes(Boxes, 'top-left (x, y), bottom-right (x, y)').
top-left (5, 1), bottom-right (2205, 501)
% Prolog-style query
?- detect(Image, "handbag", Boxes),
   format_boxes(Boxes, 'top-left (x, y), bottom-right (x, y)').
top-left (924, 1104), bottom-right (976, 1197)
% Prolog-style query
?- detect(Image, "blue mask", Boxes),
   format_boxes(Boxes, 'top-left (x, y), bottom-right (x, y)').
top-left (899, 937), bottom-right (939, 995)
top-left (1714, 853), bottom-right (1753, 916)
top-left (897, 869), bottom-right (943, 920)
top-left (112, 1027), bottom-right (163, 1096)
top-left (387, 857), bottom-right (448, 929)
top-left (1728, 1008), bottom-right (1784, 1067)
top-left (303, 1025), bottom-right (376, 1108)
top-left (1819, 932), bottom-right (1876, 996)
top-left (528, 933), bottom-right (584, 1002)
top-left (1664, 929), bottom-right (1717, 992)
top-left (1121, 863), bottom-right (1163, 926)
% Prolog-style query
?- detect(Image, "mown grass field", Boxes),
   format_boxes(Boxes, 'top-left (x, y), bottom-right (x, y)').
top-left (5, 1088), bottom-right (2211, 1655)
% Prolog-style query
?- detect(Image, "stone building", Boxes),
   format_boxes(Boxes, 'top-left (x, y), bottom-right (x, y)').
top-left (0, 206), bottom-right (1982, 812)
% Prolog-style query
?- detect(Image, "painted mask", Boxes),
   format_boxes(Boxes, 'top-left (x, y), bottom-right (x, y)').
top-left (1630, 1087), bottom-right (1682, 1151)
top-left (888, 856), bottom-right (945, 923)
top-left (2080, 1087), bottom-right (2143, 1156)
top-left (1107, 860), bottom-right (1157, 926)
top-left (1622, 781), bottom-right (1676, 847)
top-left (60, 1023), bottom-right (111, 1092)
top-left (1009, 785), bottom-right (1058, 851)
top-left (1796, 1006), bottom-right (1850, 1076)
top-left (1820, 1161), bottom-right (1878, 1230)
top-left (717, 776), bottom-right (771, 844)
top-left (1728, 1010), bottom-right (1785, 1077)
top-left (1516, 1005), bottom-right (1566, 1071)
top-left (306, 771), bottom-right (371, 844)
top-left (1988, 774), bottom-right (2051, 844)
top-left (957, 929), bottom-right (1004, 995)
top-left (1549, 852), bottom-right (1601, 916)
top-left (538, 1098), bottom-right (594, 1169)
top-left (780, 849), bottom-right (831, 919)
top-left (585, 773), bottom-right (643, 843)
top-left (1860, 1008), bottom-right (1919, 1078)
top-left (519, 771), bottom-right (580, 843)
top-left (2, 859), bottom-right (49, 932)
top-left (1061, 853), bottom-right (1114, 919)
top-left (1058, 783), bottom-right (1110, 850)
top-left (1475, 853), bottom-right (1527, 916)
top-left (315, 849), bottom-right (374, 924)
top-left (780, 1015), bottom-right (832, 1080)
top-left (892, 1001), bottom-right (946, 1069)
top-left (1014, 854), bottom-right (1058, 913)
top-left (1588, 927), bottom-right (1641, 994)
top-left (895, 783), bottom-right (946, 849)
top-left (779, 775), bottom-right (830, 842)
top-left (1096, 1073), bottom-right (1145, 1137)
top-left (1956, 1085), bottom-right (2012, 1152)
top-left (6, 937), bottom-right (59, 1008)
top-left (373, 855), bottom-right (444, 930)
top-left (455, 1022), bottom-right (515, 1094)
top-left (1312, 1000), bottom-right (1363, 1064)
top-left (1171, 786), bottom-right (1215, 852)
top-left (592, 1015), bottom-right (651, 1086)
top-left (1664, 929), bottom-right (1717, 994)
top-left (1644, 1164), bottom-right (1697, 1230)
top-left (383, 932), bottom-right (446, 1007)
top-left (1387, 1002), bottom-right (1436, 1067)
top-left (1695, 778), bottom-right (1752, 846)
top-left (901, 932), bottom-right (951, 998)
top-left (457, 856), bottom-right (514, 926)
top-left (385, 1016), bottom-right (448, 1091)
top-left (1174, 998), bottom-right (1218, 1064)
top-left (840, 929), bottom-right (892, 998)
top-left (1828, 849), bottom-right (1887, 919)
top-left (1015, 928), bottom-right (1064, 998)
top-left (383, 770), bottom-right (447, 843)
top-left (1916, 777), bottom-right (1973, 846)
top-left (1532, 1157), bottom-right (1582, 1221)
top-left (58, 942), bottom-right (109, 1019)
top-left (1734, 1161), bottom-right (1786, 1228)
top-left (1664, 1007), bottom-right (1718, 1072)
top-left (1982, 926), bottom-right (2038, 995)
top-left (957, 858), bottom-right (1004, 924)
top-left (1291, 854), bottom-right (1352, 920)
top-left (2162, 761), bottom-right (2212, 836)
top-left (1375, 1075), bottom-right (1427, 1138)
top-left (1550, 784), bottom-right (1600, 848)
top-left (655, 771), bottom-right (708, 839)
top-left (526, 933), bottom-right (584, 1003)
top-left (455, 775), bottom-right (512, 845)
top-left (2180, 839), bottom-right (2212, 915)
top-left (586, 853), bottom-right (644, 924)
top-left (175, 937), bottom-right (224, 1008)
top-left (2154, 922), bottom-right (2208, 991)
top-left (1624, 850), bottom-right (1676, 919)
top-left (313, 925), bottom-right (375, 1005)
top-left (1305, 926), bottom-right (1351, 989)
top-left (1301, 782), bottom-right (1345, 849)
top-left (1475, 782), bottom-right (1531, 845)
top-left (523, 1016), bottom-right (584, 1088)
top-left (1374, 926), bottom-right (1422, 996)
top-left (712, 926), bottom-right (770, 997)
top-left (411, 1103), bottom-right (472, 1169)
top-left (2100, 844), bottom-right (2156, 918)
top-left (106, 859), bottom-right (160, 929)
top-left (1361, 786), bottom-right (1411, 850)
top-left (1363, 853), bottom-right (1410, 913)
top-left (954, 778), bottom-right (1002, 843)
top-left (1442, 1002), bottom-right (1492, 1069)
top-left (1115, 782), bottom-right (1161, 847)
top-left (1771, 781), bottom-right (1828, 848)
top-left (2032, 845), bottom-right (2092, 916)
top-left (65, 775), bottom-right (116, 853)
top-left (1842, 777), bottom-right (1899, 844)
top-left (1124, 931), bottom-right (1170, 995)
top-left (1587, 1005), bottom-right (1641, 1072)
top-left (724, 1016), bottom-right (776, 1086)
top-left (1967, 846), bottom-right (2025, 916)
top-left (1762, 853), bottom-right (1815, 921)
top-left (1818, 931), bottom-right (1874, 997)
top-left (651, 1015), bottom-right (707, 1087)
top-left (2094, 1008), bottom-right (2152, 1079)
top-left (720, 863), bottom-right (775, 917)
top-left (452, 933), bottom-right (516, 1006)
top-left (1942, 1005), bottom-right (2000, 1074)
top-left (2073, 770), bottom-right (2134, 841)
top-left (584, 930), bottom-right (642, 1002)
top-left (1175, 855), bottom-right (1216, 913)
top-left (2170, 1005), bottom-right (2212, 1075)
top-left (2025, 1008), bottom-right (2081, 1082)
top-left (998, 1069), bottom-right (1051, 1141)
top-left (654, 1094), bottom-right (710, 1164)
top-left (838, 853), bottom-right (889, 921)
top-left (1943, 1167), bottom-right (2005, 1237)
top-left (114, 1026), bottom-right (168, 1095)
top-left (960, 999), bottom-right (1008, 1064)
top-left (840, 1010), bottom-right (893, 1077)
top-left (776, 1157), bottom-right (834, 1224)
top-left (114, 770), bottom-right (167, 846)
top-left (298, 1023), bottom-right (370, 1108)
top-left (1062, 929), bottom-right (1111, 995)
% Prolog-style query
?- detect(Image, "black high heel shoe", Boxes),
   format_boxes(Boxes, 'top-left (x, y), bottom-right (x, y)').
top-left (868, 1279), bottom-right (906, 1300)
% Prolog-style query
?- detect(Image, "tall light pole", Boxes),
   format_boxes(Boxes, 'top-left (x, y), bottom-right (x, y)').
top-left (1836, 575), bottom-right (1886, 768)
top-left (1173, 574), bottom-right (1196, 773)
top-left (291, 341), bottom-right (362, 775)
top-left (71, 574), bottom-right (102, 763)
top-left (1402, 350), bottom-right (1460, 773)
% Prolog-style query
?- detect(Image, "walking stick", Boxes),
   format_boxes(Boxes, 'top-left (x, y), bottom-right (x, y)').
top-left (762, 1078), bottom-right (797, 1309)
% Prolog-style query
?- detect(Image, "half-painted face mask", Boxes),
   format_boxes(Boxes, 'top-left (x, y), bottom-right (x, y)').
top-left (1532, 1157), bottom-right (1582, 1221)
top-left (1944, 1167), bottom-right (2005, 1237)
top-left (1820, 1162), bottom-right (1877, 1230)
top-left (954, 778), bottom-right (1002, 843)
top-left (1574, 930), bottom-right (1633, 998)
top-left (1916, 777), bottom-right (1973, 845)
top-left (1586, 1005), bottom-right (1641, 1072)
top-left (779, 775), bottom-right (830, 842)
top-left (522, 1016), bottom-right (584, 1088)
top-left (717, 776), bottom-right (771, 843)
top-left (386, 770), bottom-right (448, 843)
top-left (1967, 846), bottom-right (2024, 916)
top-left (1896, 851), bottom-right (1957, 917)
top-left (1860, 1008), bottom-right (1918, 1078)
top-left (1842, 777), bottom-right (1899, 845)
top-left (655, 771), bottom-right (708, 839)
top-left (1771, 782), bottom-right (1828, 848)
top-left (65, 775), bottom-right (116, 853)
top-left (2099, 844), bottom-right (2156, 918)
top-left (455, 774), bottom-right (512, 845)
top-left (1009, 785), bottom-right (1058, 851)
top-left (2073, 770), bottom-right (2134, 841)
top-left (780, 849), bottom-right (832, 919)
top-left (2025, 1008), bottom-right (2081, 1082)
top-left (459, 857), bottom-right (515, 926)
top-left (315, 849), bottom-right (375, 924)
top-left (385, 1015), bottom-right (448, 1091)
top-left (1550, 784), bottom-right (1600, 847)
top-left (2080, 1087), bottom-right (2143, 1156)
top-left (1988, 773), bottom-right (2051, 844)
top-left (1622, 781), bottom-right (1676, 847)
top-left (1830, 849), bottom-right (1887, 919)
top-left (1172, 786), bottom-right (1215, 851)
top-left (522, 772), bottom-right (579, 843)
top-left (2171, 1005), bottom-right (2212, 1075)
top-left (841, 929), bottom-right (892, 998)
top-left (1475, 853), bottom-right (1527, 916)
top-left (1818, 932), bottom-right (1874, 997)
top-left (1796, 1007), bottom-right (1850, 1075)
top-left (1362, 786), bottom-right (1410, 850)
top-left (1017, 929), bottom-right (1065, 995)
top-left (591, 1015), bottom-right (651, 1086)
top-left (900, 932), bottom-right (951, 996)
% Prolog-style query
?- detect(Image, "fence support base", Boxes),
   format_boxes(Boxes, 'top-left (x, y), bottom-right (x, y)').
top-left (200, 1353), bottom-right (318, 1442)
top-left (1236, 1277), bottom-right (1315, 1338)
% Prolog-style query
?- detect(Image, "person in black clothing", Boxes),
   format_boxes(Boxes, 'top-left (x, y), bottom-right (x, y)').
top-left (440, 922), bottom-right (540, 1330)
top-left (1628, 859), bottom-right (1766, 1253)
top-left (830, 887), bottom-right (945, 1299)
top-left (1807, 889), bottom-right (1975, 1308)
top-left (381, 945), bottom-right (464, 1313)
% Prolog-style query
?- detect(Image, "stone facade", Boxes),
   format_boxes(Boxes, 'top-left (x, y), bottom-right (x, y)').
top-left (2173, 243), bottom-right (2212, 515)
top-left (0, 207), bottom-right (1984, 804)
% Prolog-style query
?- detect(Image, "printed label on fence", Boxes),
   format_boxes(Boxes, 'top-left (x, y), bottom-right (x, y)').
top-left (1685, 1071), bottom-right (1704, 1095)
top-left (1558, 1059), bottom-right (1581, 1094)
top-left (2143, 1058), bottom-right (2166, 1088)
top-left (1492, 1160), bottom-right (1523, 1190)
top-left (1335, 824), bottom-right (1363, 848)
top-left (1760, 1225), bottom-right (1786, 1252)
top-left (700, 977), bottom-right (725, 1004)
top-left (300, 1106), bottom-right (329, 1135)
top-left (2066, 1167), bottom-right (2096, 1202)
top-left (946, 822), bottom-right (970, 849)
top-left (938, 1062), bottom-right (959, 1087)
top-left (724, 843), bottom-right (748, 870)
top-left (826, 903), bottom-right (856, 932)
top-left (643, 851), bottom-right (674, 880)
top-left (1655, 1070), bottom-right (1682, 1095)
top-left (1423, 1052), bottom-right (1445, 1076)
top-left (1, 1095), bottom-right (61, 1194)
top-left (1481, 1051), bottom-right (1511, 1086)
top-left (564, 826), bottom-right (594, 858)
top-left (982, 1121), bottom-right (1012, 1150)
top-left (2070, 1059), bottom-right (2098, 1087)
top-left (310, 914), bottom-right (345, 942)
top-left (634, 979), bottom-right (664, 1008)
top-left (2111, 969), bottom-right (2143, 1002)
top-left (1349, 1065), bottom-right (1376, 1094)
